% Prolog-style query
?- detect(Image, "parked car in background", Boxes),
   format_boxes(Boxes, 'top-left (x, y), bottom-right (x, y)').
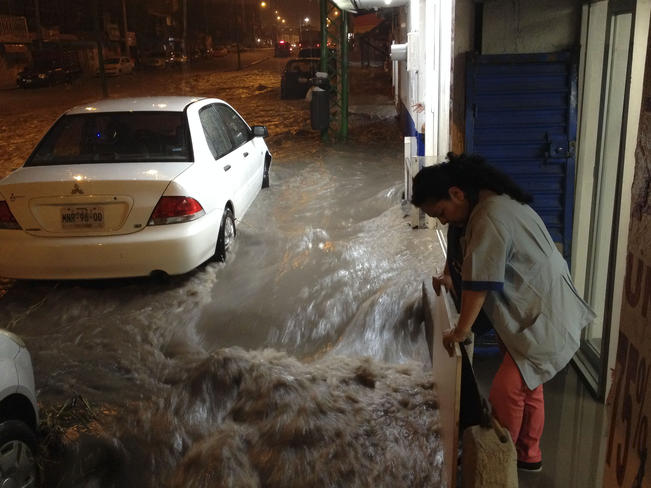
top-left (100, 57), bottom-right (134, 76)
top-left (17, 49), bottom-right (81, 88)
top-left (281, 57), bottom-right (327, 99)
top-left (141, 54), bottom-right (167, 69)
top-left (298, 47), bottom-right (321, 58)
top-left (190, 49), bottom-right (203, 61)
top-left (274, 41), bottom-right (292, 57)
top-left (0, 96), bottom-right (272, 279)
top-left (0, 328), bottom-right (39, 487)
top-left (166, 52), bottom-right (188, 67)
top-left (212, 45), bottom-right (228, 57)
top-left (298, 47), bottom-right (337, 59)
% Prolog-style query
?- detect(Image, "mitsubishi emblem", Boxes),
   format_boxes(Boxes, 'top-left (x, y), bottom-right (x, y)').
top-left (71, 183), bottom-right (84, 195)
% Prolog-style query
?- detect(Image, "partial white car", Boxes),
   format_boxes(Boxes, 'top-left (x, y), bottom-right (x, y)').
top-left (212, 46), bottom-right (228, 57)
top-left (0, 96), bottom-right (272, 279)
top-left (100, 56), bottom-right (134, 76)
top-left (0, 329), bottom-right (39, 487)
top-left (141, 54), bottom-right (166, 70)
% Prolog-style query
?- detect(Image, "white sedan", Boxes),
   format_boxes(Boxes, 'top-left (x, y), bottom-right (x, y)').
top-left (0, 96), bottom-right (272, 279)
top-left (100, 56), bottom-right (134, 76)
top-left (0, 329), bottom-right (38, 487)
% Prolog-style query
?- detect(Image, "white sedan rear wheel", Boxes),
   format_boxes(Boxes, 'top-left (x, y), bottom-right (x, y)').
top-left (216, 208), bottom-right (235, 262)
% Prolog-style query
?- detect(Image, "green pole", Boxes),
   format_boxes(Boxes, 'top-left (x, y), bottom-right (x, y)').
top-left (320, 0), bottom-right (328, 73)
top-left (340, 10), bottom-right (348, 141)
top-left (320, 0), bottom-right (329, 142)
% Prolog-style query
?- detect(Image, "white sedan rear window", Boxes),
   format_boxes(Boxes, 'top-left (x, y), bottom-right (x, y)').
top-left (27, 112), bottom-right (192, 165)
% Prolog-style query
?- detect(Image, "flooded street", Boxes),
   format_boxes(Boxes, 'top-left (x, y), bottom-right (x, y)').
top-left (0, 52), bottom-right (447, 486)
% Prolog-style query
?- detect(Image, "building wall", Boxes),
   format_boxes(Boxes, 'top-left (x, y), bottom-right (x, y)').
top-left (603, 28), bottom-right (651, 488)
top-left (482, 0), bottom-right (581, 54)
top-left (451, 0), bottom-right (474, 154)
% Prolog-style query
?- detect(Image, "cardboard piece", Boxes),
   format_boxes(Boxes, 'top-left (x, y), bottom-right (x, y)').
top-left (423, 281), bottom-right (462, 488)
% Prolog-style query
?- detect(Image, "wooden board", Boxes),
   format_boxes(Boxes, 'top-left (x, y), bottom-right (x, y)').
top-left (422, 281), bottom-right (462, 488)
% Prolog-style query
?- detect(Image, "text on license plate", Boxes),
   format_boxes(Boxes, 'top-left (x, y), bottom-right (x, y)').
top-left (61, 207), bottom-right (105, 229)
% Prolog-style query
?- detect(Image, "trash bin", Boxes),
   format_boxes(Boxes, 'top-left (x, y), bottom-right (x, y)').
top-left (310, 72), bottom-right (329, 130)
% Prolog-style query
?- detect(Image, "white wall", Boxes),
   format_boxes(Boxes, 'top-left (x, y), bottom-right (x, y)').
top-left (482, 0), bottom-right (581, 54)
top-left (397, 8), bottom-right (410, 117)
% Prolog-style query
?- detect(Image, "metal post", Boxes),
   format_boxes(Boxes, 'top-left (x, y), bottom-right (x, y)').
top-left (34, 0), bottom-right (42, 49)
top-left (319, 0), bottom-right (329, 141)
top-left (182, 0), bottom-right (188, 59)
top-left (340, 10), bottom-right (348, 141)
top-left (404, 137), bottom-right (412, 202)
top-left (237, 0), bottom-right (244, 70)
top-left (93, 0), bottom-right (108, 98)
top-left (320, 0), bottom-right (328, 73)
top-left (121, 0), bottom-right (130, 58)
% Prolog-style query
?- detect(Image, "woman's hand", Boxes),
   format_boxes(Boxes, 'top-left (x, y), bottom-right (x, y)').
top-left (442, 290), bottom-right (488, 357)
top-left (432, 273), bottom-right (454, 296)
top-left (442, 326), bottom-right (467, 357)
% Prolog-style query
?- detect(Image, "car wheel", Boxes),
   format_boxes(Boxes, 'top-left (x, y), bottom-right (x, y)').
top-left (0, 420), bottom-right (38, 488)
top-left (280, 81), bottom-right (286, 99)
top-left (215, 208), bottom-right (236, 262)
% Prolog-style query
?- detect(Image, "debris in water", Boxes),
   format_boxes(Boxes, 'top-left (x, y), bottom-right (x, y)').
top-left (37, 394), bottom-right (119, 486)
top-left (42, 349), bottom-right (445, 487)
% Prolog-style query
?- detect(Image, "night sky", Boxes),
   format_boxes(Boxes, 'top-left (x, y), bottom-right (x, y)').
top-left (260, 0), bottom-right (321, 27)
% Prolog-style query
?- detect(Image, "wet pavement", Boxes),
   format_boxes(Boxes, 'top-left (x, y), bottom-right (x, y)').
top-left (0, 52), bottom-right (447, 486)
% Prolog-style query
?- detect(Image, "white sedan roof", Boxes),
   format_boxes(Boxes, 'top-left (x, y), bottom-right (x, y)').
top-left (66, 96), bottom-right (209, 114)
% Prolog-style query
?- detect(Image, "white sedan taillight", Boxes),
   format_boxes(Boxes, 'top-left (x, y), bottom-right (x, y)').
top-left (148, 196), bottom-right (205, 226)
top-left (0, 201), bottom-right (20, 229)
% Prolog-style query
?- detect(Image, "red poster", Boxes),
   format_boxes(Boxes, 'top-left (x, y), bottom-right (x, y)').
top-left (604, 37), bottom-right (651, 488)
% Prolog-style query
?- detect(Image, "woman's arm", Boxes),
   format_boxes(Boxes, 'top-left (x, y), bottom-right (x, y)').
top-left (442, 289), bottom-right (487, 355)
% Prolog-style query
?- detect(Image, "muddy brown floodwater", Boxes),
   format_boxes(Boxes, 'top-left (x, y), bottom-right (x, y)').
top-left (0, 52), bottom-right (447, 487)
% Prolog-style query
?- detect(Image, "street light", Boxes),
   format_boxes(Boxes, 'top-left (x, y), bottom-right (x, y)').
top-left (260, 1), bottom-right (266, 6)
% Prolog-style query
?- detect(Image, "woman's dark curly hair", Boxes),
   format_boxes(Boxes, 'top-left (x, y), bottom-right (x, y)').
top-left (410, 152), bottom-right (533, 208)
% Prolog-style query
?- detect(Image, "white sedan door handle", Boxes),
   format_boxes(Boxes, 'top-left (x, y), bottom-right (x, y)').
top-left (223, 164), bottom-right (231, 171)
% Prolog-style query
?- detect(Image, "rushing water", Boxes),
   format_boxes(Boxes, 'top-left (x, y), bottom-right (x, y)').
top-left (0, 63), bottom-right (448, 486)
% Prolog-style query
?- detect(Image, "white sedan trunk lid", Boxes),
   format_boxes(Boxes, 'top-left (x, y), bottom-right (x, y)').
top-left (0, 162), bottom-right (192, 236)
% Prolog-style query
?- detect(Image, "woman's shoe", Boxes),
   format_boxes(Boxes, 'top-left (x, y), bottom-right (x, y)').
top-left (517, 460), bottom-right (542, 472)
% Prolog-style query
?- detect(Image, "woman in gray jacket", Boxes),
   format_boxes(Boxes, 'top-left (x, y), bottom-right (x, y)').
top-left (411, 153), bottom-right (595, 472)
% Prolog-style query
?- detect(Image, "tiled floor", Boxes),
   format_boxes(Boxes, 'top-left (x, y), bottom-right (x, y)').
top-left (473, 352), bottom-right (608, 488)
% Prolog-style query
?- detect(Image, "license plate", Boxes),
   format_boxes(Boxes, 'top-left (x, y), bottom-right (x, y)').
top-left (61, 206), bottom-right (105, 229)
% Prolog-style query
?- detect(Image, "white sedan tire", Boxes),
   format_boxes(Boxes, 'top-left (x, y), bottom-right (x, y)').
top-left (0, 420), bottom-right (38, 488)
top-left (215, 208), bottom-right (236, 262)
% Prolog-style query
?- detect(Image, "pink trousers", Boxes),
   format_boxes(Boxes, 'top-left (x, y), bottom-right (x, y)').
top-left (488, 352), bottom-right (544, 463)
